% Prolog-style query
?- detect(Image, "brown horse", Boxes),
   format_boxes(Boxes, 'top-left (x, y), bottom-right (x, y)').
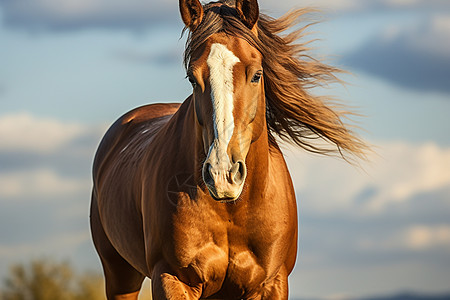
top-left (90, 0), bottom-right (366, 299)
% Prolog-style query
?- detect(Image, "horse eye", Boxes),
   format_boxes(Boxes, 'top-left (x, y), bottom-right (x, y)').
top-left (251, 71), bottom-right (263, 83)
top-left (187, 74), bottom-right (197, 88)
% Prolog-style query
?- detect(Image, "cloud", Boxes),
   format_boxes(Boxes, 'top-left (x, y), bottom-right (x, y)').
top-left (0, 168), bottom-right (90, 199)
top-left (0, 113), bottom-right (106, 178)
top-left (2, 0), bottom-right (450, 32)
top-left (0, 113), bottom-right (102, 279)
top-left (0, 113), bottom-right (86, 153)
top-left (0, 113), bottom-right (101, 201)
top-left (266, 0), bottom-right (450, 14)
top-left (283, 140), bottom-right (450, 265)
top-left (343, 14), bottom-right (450, 94)
top-left (284, 141), bottom-right (450, 297)
top-left (115, 48), bottom-right (182, 66)
top-left (0, 230), bottom-right (89, 259)
top-left (369, 0), bottom-right (450, 12)
top-left (362, 142), bottom-right (450, 212)
top-left (283, 140), bottom-right (450, 264)
top-left (369, 224), bottom-right (450, 251)
top-left (284, 140), bottom-right (450, 215)
top-left (0, 0), bottom-right (178, 31)
top-left (404, 225), bottom-right (450, 250)
top-left (0, 111), bottom-right (449, 296)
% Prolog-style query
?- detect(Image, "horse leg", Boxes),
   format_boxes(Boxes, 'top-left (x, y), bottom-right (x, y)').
top-left (260, 266), bottom-right (289, 300)
top-left (151, 260), bottom-right (203, 300)
top-left (90, 197), bottom-right (145, 300)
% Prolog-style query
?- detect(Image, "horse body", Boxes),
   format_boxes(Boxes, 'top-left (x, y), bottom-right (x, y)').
top-left (91, 0), bottom-right (366, 298)
top-left (92, 97), bottom-right (297, 299)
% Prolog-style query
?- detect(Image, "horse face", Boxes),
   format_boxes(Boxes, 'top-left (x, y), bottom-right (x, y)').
top-left (180, 0), bottom-right (263, 201)
top-left (188, 35), bottom-right (264, 201)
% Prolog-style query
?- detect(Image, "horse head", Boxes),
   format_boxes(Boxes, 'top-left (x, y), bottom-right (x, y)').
top-left (180, 0), bottom-right (265, 202)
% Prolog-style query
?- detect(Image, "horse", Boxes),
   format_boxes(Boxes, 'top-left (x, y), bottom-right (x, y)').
top-left (90, 0), bottom-right (366, 299)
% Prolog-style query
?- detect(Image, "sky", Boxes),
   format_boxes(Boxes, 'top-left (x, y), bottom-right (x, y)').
top-left (1, 0), bottom-right (450, 299)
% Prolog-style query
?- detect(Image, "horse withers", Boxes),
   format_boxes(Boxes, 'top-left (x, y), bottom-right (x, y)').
top-left (90, 0), bottom-right (366, 299)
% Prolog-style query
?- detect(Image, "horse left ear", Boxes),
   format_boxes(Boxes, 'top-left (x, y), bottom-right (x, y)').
top-left (236, 0), bottom-right (259, 30)
top-left (179, 0), bottom-right (204, 31)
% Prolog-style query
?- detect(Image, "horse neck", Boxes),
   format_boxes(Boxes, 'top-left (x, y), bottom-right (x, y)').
top-left (239, 125), bottom-right (270, 203)
top-left (170, 97), bottom-right (206, 181)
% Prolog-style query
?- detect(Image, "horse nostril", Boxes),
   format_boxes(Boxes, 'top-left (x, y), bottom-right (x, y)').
top-left (231, 160), bottom-right (246, 185)
top-left (202, 162), bottom-right (214, 186)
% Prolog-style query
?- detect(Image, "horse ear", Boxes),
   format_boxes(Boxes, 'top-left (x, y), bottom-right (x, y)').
top-left (236, 0), bottom-right (259, 29)
top-left (179, 0), bottom-right (204, 31)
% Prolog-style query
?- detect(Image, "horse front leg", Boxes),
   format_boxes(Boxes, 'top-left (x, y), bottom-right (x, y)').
top-left (260, 266), bottom-right (289, 300)
top-left (151, 261), bottom-right (203, 300)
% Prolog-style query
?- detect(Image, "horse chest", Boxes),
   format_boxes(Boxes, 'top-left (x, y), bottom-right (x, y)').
top-left (170, 208), bottom-right (276, 297)
top-left (172, 238), bottom-right (268, 297)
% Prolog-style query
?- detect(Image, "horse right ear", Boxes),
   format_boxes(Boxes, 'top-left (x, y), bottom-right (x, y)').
top-left (179, 0), bottom-right (204, 31)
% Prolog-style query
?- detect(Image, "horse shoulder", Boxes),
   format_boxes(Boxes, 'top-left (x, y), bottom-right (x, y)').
top-left (267, 145), bottom-right (296, 202)
top-left (93, 103), bottom-right (181, 177)
top-left (92, 102), bottom-right (182, 276)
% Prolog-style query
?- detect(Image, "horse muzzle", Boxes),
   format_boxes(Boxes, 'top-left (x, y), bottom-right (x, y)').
top-left (202, 159), bottom-right (247, 202)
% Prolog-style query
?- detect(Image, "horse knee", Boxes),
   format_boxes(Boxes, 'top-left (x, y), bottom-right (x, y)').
top-left (260, 268), bottom-right (289, 300)
top-left (109, 290), bottom-right (140, 300)
top-left (151, 261), bottom-right (202, 300)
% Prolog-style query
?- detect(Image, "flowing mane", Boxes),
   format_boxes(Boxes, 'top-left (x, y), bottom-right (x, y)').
top-left (183, 0), bottom-right (367, 160)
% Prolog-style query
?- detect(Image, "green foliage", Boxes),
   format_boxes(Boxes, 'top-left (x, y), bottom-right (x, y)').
top-left (0, 259), bottom-right (105, 300)
top-left (0, 259), bottom-right (153, 300)
top-left (72, 272), bottom-right (105, 300)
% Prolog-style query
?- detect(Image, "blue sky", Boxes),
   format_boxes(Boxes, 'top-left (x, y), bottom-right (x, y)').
top-left (1, 0), bottom-right (450, 298)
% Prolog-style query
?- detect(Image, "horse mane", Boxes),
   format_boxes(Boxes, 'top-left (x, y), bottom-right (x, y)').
top-left (183, 0), bottom-right (367, 161)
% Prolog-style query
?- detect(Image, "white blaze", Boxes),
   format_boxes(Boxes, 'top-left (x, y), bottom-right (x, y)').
top-left (206, 43), bottom-right (240, 167)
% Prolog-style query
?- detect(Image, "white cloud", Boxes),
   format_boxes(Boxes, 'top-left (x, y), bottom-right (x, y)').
top-left (0, 113), bottom-right (99, 200)
top-left (358, 224), bottom-right (450, 251)
top-left (0, 168), bottom-right (90, 199)
top-left (415, 14), bottom-right (450, 57)
top-left (283, 140), bottom-right (450, 214)
top-left (0, 230), bottom-right (89, 259)
top-left (285, 141), bottom-right (450, 296)
top-left (380, 14), bottom-right (450, 59)
top-left (365, 142), bottom-right (450, 211)
top-left (0, 113), bottom-right (86, 153)
top-left (405, 225), bottom-right (450, 250)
